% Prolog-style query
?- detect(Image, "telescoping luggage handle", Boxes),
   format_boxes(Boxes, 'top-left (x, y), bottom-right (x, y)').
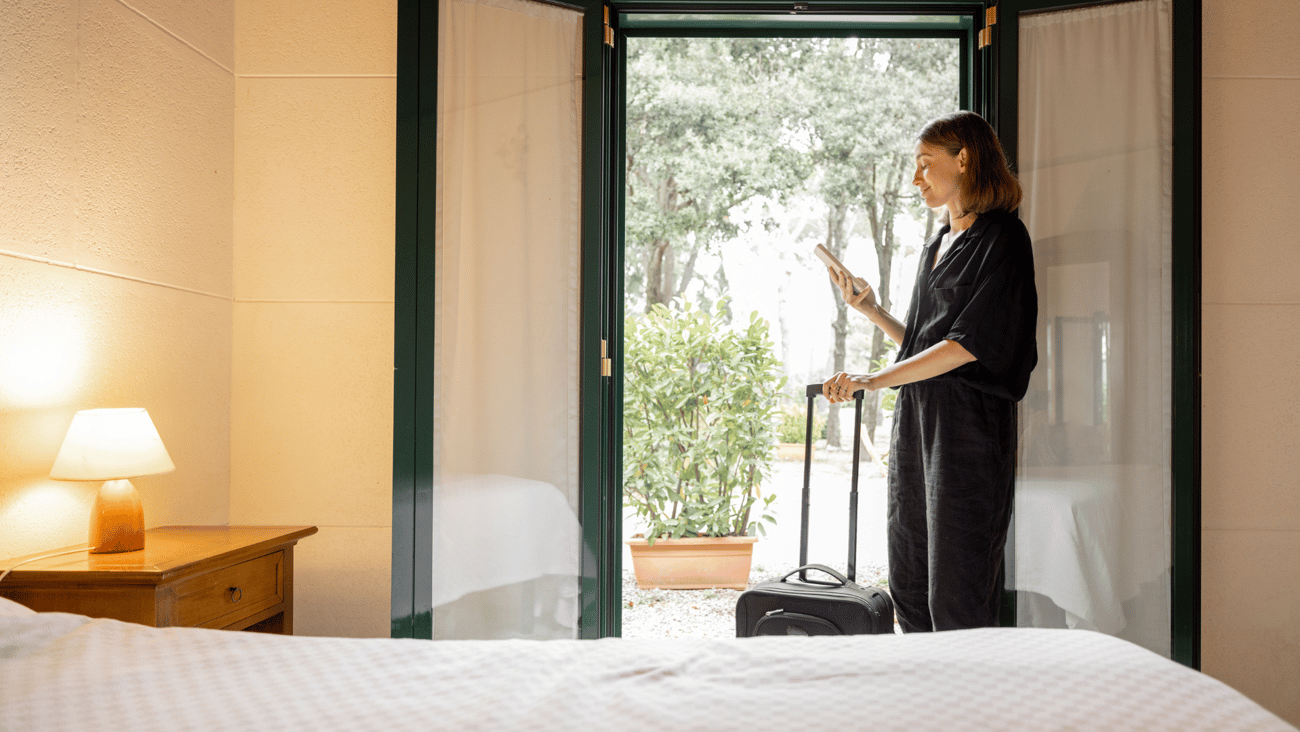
top-left (801, 383), bottom-right (865, 584)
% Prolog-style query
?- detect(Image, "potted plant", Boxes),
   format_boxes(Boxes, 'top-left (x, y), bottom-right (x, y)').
top-left (774, 405), bottom-right (824, 461)
top-left (623, 300), bottom-right (785, 590)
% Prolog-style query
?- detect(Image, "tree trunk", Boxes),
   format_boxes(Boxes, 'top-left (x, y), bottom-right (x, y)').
top-left (675, 239), bottom-right (703, 302)
top-left (863, 153), bottom-right (909, 445)
top-left (642, 173), bottom-right (710, 314)
top-left (824, 202), bottom-right (850, 449)
top-left (645, 237), bottom-right (675, 312)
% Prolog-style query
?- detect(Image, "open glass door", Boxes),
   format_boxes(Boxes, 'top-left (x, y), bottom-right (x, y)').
top-left (994, 0), bottom-right (1199, 664)
top-left (393, 0), bottom-right (587, 640)
top-left (432, 0), bottom-right (585, 639)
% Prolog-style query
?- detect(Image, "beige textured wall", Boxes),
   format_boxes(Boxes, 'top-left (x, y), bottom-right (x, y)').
top-left (231, 0), bottom-right (396, 638)
top-left (0, 0), bottom-right (234, 559)
top-left (1200, 0), bottom-right (1300, 725)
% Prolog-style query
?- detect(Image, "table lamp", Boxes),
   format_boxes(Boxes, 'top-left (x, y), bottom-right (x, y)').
top-left (49, 408), bottom-right (175, 554)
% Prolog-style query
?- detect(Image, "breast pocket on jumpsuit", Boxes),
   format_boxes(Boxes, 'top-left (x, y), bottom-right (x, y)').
top-left (931, 282), bottom-right (971, 303)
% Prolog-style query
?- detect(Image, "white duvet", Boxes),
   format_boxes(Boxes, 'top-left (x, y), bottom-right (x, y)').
top-left (0, 610), bottom-right (1292, 732)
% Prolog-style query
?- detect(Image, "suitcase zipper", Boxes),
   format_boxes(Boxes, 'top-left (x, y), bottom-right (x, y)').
top-left (742, 587), bottom-right (885, 629)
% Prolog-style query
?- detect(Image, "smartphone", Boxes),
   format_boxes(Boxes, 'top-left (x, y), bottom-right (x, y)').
top-left (814, 244), bottom-right (867, 293)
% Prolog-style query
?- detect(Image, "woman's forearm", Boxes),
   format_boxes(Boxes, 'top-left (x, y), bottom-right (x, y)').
top-left (822, 339), bottom-right (976, 403)
top-left (870, 339), bottom-right (975, 390)
top-left (867, 306), bottom-right (906, 346)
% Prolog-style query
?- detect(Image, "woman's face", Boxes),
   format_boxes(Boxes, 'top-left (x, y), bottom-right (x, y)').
top-left (913, 141), bottom-right (967, 212)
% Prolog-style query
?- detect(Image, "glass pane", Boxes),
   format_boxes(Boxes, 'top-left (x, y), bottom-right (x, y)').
top-left (433, 0), bottom-right (583, 640)
top-left (1013, 0), bottom-right (1173, 656)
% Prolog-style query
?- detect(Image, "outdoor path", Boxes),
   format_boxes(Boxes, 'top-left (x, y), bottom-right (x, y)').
top-left (752, 446), bottom-right (889, 579)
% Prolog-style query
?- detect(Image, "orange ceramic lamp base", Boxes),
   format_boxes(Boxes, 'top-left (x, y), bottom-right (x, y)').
top-left (88, 479), bottom-right (145, 554)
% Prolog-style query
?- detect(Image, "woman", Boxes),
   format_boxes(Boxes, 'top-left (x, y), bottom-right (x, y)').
top-left (823, 111), bottom-right (1037, 633)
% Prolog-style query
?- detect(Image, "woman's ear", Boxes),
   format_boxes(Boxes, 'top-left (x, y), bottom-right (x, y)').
top-left (957, 147), bottom-right (968, 172)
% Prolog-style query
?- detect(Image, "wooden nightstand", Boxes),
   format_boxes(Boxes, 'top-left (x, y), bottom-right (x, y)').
top-left (0, 525), bottom-right (317, 634)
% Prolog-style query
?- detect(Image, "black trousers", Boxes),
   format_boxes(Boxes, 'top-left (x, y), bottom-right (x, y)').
top-left (887, 380), bottom-right (1016, 633)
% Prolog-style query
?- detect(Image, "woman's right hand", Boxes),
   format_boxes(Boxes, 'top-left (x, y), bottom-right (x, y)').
top-left (823, 371), bottom-right (879, 403)
top-left (829, 268), bottom-right (878, 317)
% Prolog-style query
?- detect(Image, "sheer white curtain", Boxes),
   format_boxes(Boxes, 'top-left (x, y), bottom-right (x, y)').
top-left (1012, 0), bottom-right (1173, 656)
top-left (434, 0), bottom-right (583, 640)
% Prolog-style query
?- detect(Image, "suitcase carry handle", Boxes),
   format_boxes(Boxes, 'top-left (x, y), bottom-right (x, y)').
top-left (778, 563), bottom-right (856, 588)
top-left (800, 384), bottom-right (865, 583)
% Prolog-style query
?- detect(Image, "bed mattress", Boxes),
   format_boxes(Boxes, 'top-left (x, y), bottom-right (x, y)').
top-left (1, 611), bottom-right (1292, 731)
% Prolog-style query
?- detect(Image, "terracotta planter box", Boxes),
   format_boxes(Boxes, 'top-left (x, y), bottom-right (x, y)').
top-left (776, 442), bottom-right (813, 461)
top-left (626, 536), bottom-right (758, 590)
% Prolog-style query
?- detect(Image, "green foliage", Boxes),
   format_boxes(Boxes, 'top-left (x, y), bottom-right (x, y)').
top-left (625, 38), bottom-right (812, 314)
top-left (775, 407), bottom-right (825, 445)
top-left (798, 37), bottom-right (961, 217)
top-left (623, 301), bottom-right (787, 542)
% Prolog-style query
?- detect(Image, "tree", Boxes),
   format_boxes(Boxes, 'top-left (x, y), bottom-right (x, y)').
top-left (624, 38), bottom-right (809, 316)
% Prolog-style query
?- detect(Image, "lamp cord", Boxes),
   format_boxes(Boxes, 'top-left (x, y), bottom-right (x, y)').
top-left (0, 546), bottom-right (92, 585)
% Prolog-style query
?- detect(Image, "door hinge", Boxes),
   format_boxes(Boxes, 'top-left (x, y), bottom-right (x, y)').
top-left (601, 339), bottom-right (612, 377)
top-left (604, 6), bottom-right (614, 48)
top-left (979, 5), bottom-right (996, 49)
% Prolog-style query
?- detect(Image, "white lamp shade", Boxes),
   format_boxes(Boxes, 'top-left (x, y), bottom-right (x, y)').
top-left (49, 408), bottom-right (175, 481)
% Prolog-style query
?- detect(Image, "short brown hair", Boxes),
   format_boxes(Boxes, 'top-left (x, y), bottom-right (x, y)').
top-left (918, 111), bottom-right (1022, 216)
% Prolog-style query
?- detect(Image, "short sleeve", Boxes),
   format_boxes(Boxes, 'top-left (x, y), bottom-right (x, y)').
top-left (943, 224), bottom-right (1037, 382)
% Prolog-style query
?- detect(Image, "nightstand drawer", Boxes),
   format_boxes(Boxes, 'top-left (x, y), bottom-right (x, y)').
top-left (1, 526), bottom-right (315, 633)
top-left (172, 550), bottom-right (284, 628)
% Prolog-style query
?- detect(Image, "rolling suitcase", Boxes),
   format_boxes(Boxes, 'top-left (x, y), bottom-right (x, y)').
top-left (735, 383), bottom-right (895, 637)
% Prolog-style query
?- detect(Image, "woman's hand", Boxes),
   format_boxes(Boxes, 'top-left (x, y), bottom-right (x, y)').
top-left (828, 267), bottom-right (908, 344)
top-left (829, 268), bottom-right (878, 317)
top-left (822, 371), bottom-right (883, 403)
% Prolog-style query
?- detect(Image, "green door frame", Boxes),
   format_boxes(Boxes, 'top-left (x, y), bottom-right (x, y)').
top-left (393, 0), bottom-right (1201, 669)
top-left (579, 0), bottom-right (625, 639)
top-left (391, 0), bottom-right (434, 640)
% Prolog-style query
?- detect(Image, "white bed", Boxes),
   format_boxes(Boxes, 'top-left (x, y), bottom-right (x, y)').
top-left (1, 600), bottom-right (1292, 732)
top-left (432, 473), bottom-right (581, 639)
top-left (1014, 464), bottom-right (1169, 636)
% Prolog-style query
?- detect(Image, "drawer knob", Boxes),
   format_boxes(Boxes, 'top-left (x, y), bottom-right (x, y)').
top-left (229, 587), bottom-right (242, 603)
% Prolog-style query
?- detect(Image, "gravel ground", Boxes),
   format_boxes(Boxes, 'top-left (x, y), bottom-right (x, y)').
top-left (621, 561), bottom-right (896, 639)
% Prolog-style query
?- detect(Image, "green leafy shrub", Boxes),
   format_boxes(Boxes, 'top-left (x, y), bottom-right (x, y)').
top-left (775, 406), bottom-right (824, 445)
top-left (623, 300), bottom-right (786, 543)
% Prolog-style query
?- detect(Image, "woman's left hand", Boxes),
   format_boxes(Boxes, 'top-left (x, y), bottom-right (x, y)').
top-left (823, 372), bottom-right (879, 403)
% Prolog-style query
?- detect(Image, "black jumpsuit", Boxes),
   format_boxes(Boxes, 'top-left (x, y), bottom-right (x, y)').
top-left (887, 209), bottom-right (1038, 633)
